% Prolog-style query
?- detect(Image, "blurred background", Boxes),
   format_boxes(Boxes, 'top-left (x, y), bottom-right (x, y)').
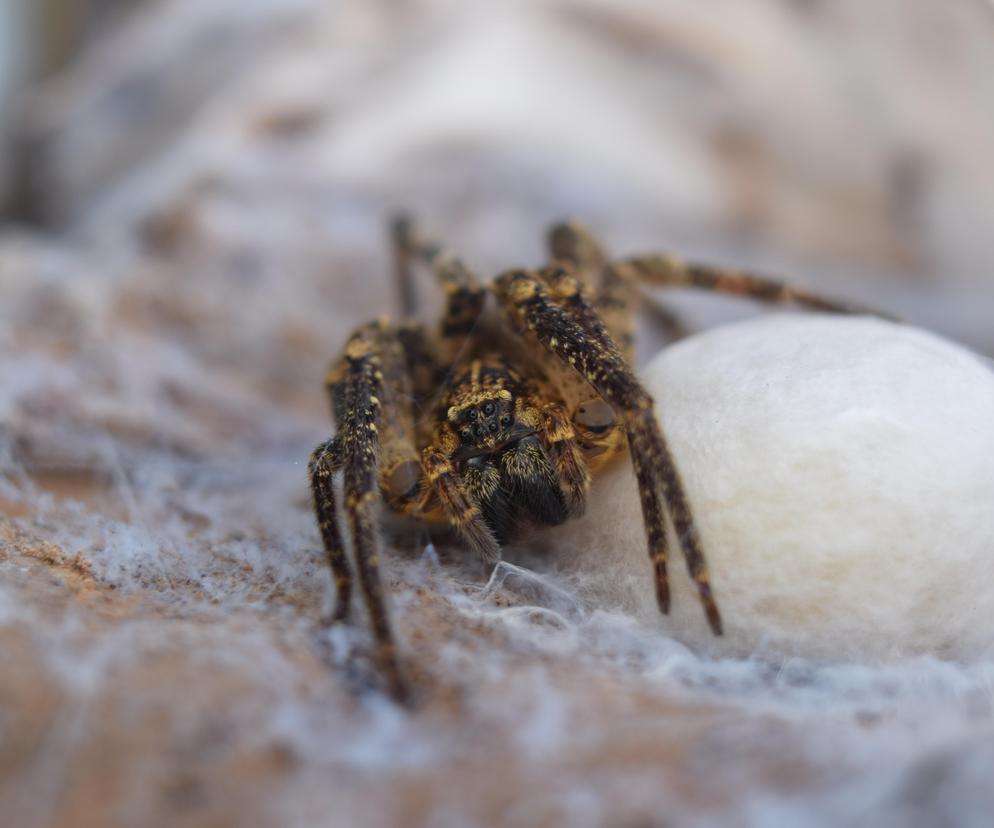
top-left (3, 2), bottom-right (994, 827)
top-left (2, 0), bottom-right (994, 349)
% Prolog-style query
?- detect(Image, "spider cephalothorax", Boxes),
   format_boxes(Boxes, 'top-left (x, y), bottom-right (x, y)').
top-left (445, 364), bottom-right (521, 453)
top-left (309, 215), bottom-right (882, 702)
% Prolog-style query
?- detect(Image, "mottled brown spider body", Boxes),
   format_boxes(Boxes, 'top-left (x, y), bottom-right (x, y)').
top-left (309, 216), bottom-right (882, 702)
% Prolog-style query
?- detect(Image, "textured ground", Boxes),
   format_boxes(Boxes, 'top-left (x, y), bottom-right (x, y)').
top-left (3, 1), bottom-right (994, 826)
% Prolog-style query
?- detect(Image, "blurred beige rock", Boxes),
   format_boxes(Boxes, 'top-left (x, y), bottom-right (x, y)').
top-left (553, 315), bottom-right (994, 661)
top-left (9, 0), bottom-right (994, 352)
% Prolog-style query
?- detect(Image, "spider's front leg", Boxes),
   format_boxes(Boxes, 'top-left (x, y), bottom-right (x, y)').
top-left (494, 268), bottom-right (723, 636)
top-left (548, 221), bottom-right (692, 356)
top-left (309, 321), bottom-right (424, 703)
top-left (308, 436), bottom-right (350, 624)
top-left (547, 221), bottom-right (641, 357)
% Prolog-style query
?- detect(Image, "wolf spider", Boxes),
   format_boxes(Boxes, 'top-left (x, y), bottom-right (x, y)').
top-left (309, 216), bottom-right (879, 701)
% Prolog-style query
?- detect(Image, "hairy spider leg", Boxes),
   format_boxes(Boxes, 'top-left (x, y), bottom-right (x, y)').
top-left (392, 214), bottom-right (493, 447)
top-left (548, 221), bottom-right (694, 357)
top-left (550, 223), bottom-right (894, 350)
top-left (312, 320), bottom-right (423, 702)
top-left (618, 253), bottom-right (894, 318)
top-left (391, 214), bottom-right (487, 365)
top-left (547, 221), bottom-right (638, 359)
top-left (493, 269), bottom-right (723, 636)
top-left (308, 436), bottom-right (350, 623)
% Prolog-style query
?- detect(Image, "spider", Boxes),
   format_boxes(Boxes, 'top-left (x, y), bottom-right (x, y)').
top-left (309, 215), bottom-right (881, 701)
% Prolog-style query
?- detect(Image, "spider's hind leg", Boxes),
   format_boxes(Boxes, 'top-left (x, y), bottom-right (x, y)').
top-left (391, 214), bottom-right (487, 363)
top-left (618, 252), bottom-right (893, 318)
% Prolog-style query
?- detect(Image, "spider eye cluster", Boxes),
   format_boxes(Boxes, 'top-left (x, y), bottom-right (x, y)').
top-left (455, 397), bottom-right (514, 443)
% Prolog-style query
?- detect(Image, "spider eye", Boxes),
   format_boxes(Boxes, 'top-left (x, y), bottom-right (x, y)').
top-left (467, 409), bottom-right (477, 421)
top-left (500, 414), bottom-right (512, 426)
top-left (483, 401), bottom-right (496, 416)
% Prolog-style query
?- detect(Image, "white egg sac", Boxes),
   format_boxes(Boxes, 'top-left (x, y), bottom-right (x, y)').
top-left (548, 315), bottom-right (994, 662)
